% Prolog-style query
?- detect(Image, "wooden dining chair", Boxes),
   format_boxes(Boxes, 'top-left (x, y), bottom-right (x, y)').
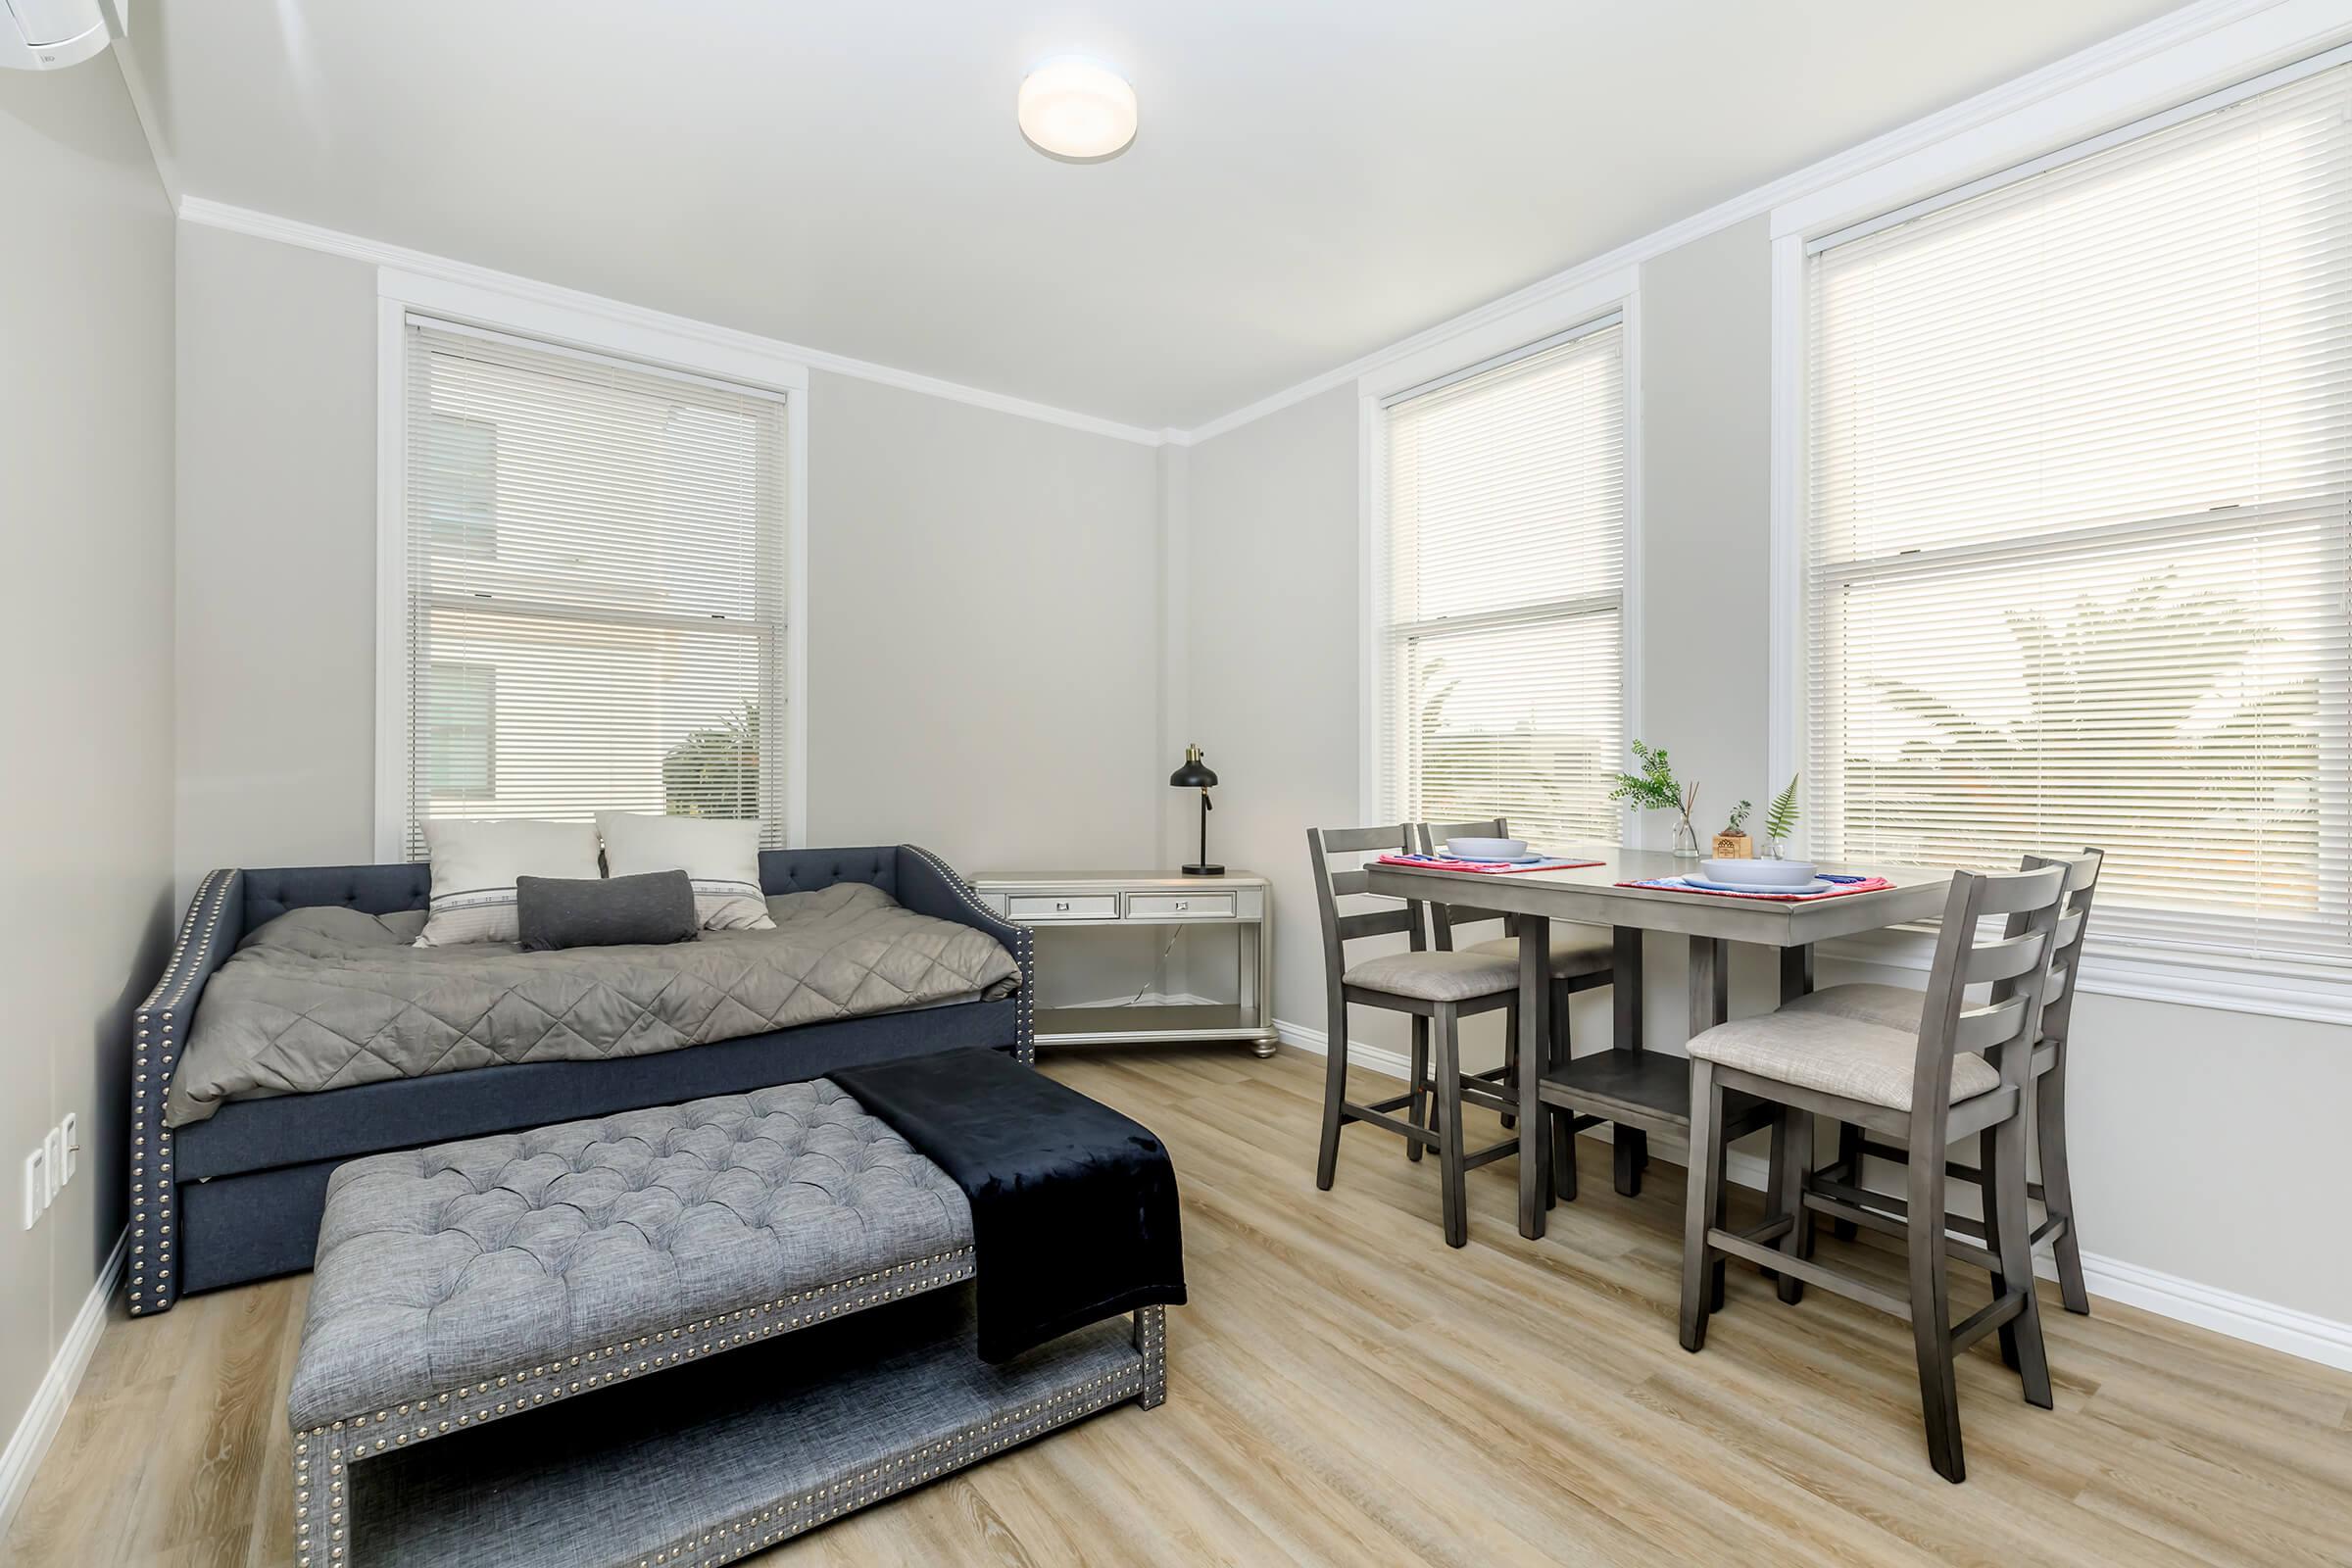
top-left (1413, 818), bottom-right (1615, 1174)
top-left (1679, 861), bottom-right (2070, 1483)
top-left (1793, 850), bottom-right (2103, 1315)
top-left (1307, 823), bottom-right (1526, 1248)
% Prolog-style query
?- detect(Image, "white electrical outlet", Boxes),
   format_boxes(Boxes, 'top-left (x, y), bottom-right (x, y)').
top-left (42, 1127), bottom-right (63, 1203)
top-left (21, 1147), bottom-right (43, 1230)
top-left (59, 1113), bottom-right (78, 1186)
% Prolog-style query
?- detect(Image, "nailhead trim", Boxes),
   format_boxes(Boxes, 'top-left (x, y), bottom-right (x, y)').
top-left (294, 1298), bottom-right (1166, 1568)
top-left (129, 867), bottom-right (237, 1318)
top-left (292, 1298), bottom-right (1166, 1568)
top-left (904, 844), bottom-right (1034, 1065)
top-left (292, 1244), bottom-right (975, 1438)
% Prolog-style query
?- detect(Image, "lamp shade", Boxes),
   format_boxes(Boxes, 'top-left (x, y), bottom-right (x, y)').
top-left (1169, 745), bottom-right (1217, 790)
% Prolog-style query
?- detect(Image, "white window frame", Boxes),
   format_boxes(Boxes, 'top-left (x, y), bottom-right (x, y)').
top-left (1768, 7), bottom-right (2352, 1024)
top-left (373, 269), bottom-right (811, 861)
top-left (1355, 269), bottom-right (1643, 842)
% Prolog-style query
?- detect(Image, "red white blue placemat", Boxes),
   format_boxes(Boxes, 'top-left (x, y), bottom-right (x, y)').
top-left (1619, 874), bottom-right (1892, 902)
top-left (1377, 853), bottom-right (1606, 875)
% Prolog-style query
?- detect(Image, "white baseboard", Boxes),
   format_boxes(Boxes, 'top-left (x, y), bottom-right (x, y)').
top-left (2074, 1250), bottom-right (2352, 1372)
top-left (1272, 1017), bottom-right (2352, 1373)
top-left (0, 1229), bottom-right (125, 1536)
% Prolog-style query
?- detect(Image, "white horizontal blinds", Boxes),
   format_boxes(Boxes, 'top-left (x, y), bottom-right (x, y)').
top-left (403, 320), bottom-right (789, 860)
top-left (1806, 60), bottom-right (2352, 960)
top-left (1381, 318), bottom-right (1628, 849)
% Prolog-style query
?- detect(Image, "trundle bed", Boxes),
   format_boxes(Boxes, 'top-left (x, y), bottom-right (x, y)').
top-left (286, 1071), bottom-right (1176, 1568)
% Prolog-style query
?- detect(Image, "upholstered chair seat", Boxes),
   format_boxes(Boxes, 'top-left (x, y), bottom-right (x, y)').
top-left (1461, 923), bottom-right (1614, 979)
top-left (1342, 948), bottom-right (1520, 1004)
top-left (1780, 981), bottom-right (1926, 1033)
top-left (1686, 1010), bottom-right (1999, 1112)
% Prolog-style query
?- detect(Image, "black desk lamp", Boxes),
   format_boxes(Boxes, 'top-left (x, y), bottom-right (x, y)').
top-left (1170, 745), bottom-right (1222, 876)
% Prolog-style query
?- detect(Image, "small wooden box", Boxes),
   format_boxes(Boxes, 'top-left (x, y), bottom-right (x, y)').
top-left (1711, 832), bottom-right (1753, 859)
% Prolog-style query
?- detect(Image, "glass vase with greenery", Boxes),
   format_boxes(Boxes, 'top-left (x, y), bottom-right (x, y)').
top-left (1610, 740), bottom-right (1701, 859)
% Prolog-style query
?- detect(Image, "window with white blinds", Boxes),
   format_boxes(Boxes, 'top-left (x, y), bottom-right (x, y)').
top-left (1804, 58), bottom-right (2352, 962)
top-left (399, 319), bottom-right (790, 860)
top-left (1378, 317), bottom-right (1628, 848)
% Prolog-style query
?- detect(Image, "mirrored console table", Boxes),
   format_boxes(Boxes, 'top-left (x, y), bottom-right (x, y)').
top-left (970, 870), bottom-right (1278, 1056)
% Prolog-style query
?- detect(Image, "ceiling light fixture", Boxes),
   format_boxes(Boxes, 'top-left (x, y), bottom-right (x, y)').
top-left (1018, 57), bottom-right (1138, 162)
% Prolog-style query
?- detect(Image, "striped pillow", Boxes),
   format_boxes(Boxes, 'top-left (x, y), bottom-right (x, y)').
top-left (416, 819), bottom-right (605, 947)
top-left (596, 812), bottom-right (775, 932)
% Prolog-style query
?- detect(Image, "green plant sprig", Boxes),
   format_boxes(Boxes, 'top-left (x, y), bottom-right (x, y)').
top-left (1725, 800), bottom-right (1751, 835)
top-left (1610, 740), bottom-right (1698, 820)
top-left (1765, 774), bottom-right (1800, 842)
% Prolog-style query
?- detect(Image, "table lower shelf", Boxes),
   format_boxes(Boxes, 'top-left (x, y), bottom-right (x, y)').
top-left (1036, 1002), bottom-right (1274, 1046)
top-left (1538, 1051), bottom-right (1767, 1137)
top-left (345, 1286), bottom-right (1148, 1568)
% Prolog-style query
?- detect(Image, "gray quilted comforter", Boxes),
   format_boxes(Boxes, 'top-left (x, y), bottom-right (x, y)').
top-left (167, 883), bottom-right (1020, 1126)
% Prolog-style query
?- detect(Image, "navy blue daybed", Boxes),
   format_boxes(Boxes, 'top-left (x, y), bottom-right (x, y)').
top-left (126, 844), bottom-right (1032, 1317)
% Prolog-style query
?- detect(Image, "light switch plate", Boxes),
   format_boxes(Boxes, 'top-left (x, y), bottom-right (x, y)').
top-left (42, 1127), bottom-right (63, 1202)
top-left (59, 1113), bottom-right (77, 1186)
top-left (22, 1148), bottom-right (44, 1230)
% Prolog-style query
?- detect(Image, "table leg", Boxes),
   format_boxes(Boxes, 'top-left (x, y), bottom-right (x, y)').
top-left (1516, 913), bottom-right (1551, 1240)
top-left (1611, 926), bottom-right (1646, 1197)
top-left (1657, 934), bottom-right (1732, 1199)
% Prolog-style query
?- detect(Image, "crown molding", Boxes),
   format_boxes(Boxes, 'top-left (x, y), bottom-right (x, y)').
top-left (1178, 0), bottom-right (2316, 447)
top-left (173, 196), bottom-right (1168, 447)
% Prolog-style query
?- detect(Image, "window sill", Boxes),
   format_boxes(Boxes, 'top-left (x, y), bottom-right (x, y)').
top-left (1816, 927), bottom-right (2352, 1028)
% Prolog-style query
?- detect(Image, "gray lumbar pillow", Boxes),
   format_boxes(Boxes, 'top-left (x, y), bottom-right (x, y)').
top-left (514, 870), bottom-right (701, 953)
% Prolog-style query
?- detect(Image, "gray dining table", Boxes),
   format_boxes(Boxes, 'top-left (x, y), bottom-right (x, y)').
top-left (1360, 848), bottom-right (1953, 1240)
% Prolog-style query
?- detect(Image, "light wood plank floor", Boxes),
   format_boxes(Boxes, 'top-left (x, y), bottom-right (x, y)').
top-left (11, 1047), bottom-right (2352, 1567)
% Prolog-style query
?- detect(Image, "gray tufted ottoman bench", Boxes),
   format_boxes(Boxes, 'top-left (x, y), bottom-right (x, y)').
top-left (286, 1080), bottom-right (1165, 1568)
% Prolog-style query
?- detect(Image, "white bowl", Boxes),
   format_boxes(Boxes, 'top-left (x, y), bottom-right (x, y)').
top-left (1701, 858), bottom-right (1815, 886)
top-left (1446, 836), bottom-right (1528, 860)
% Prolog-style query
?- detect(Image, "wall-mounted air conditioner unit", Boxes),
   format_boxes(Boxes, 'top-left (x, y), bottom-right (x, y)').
top-left (3, 0), bottom-right (128, 71)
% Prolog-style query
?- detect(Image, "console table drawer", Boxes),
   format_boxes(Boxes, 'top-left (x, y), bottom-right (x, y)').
top-left (1006, 893), bottom-right (1119, 921)
top-left (1125, 892), bottom-right (1236, 921)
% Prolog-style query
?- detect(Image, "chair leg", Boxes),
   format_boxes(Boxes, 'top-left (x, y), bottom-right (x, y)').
top-left (1547, 978), bottom-right (1574, 1200)
top-left (1992, 1109), bottom-right (2055, 1410)
top-left (2037, 1049), bottom-right (2089, 1315)
top-left (1975, 1129), bottom-right (2022, 1372)
top-left (1709, 1122), bottom-right (1729, 1312)
top-left (1314, 996), bottom-right (1350, 1192)
top-left (1405, 1014), bottom-right (1430, 1163)
top-left (1832, 1120), bottom-right (1863, 1241)
top-left (1499, 998), bottom-right (1518, 1133)
top-left (1679, 1061), bottom-right (1725, 1352)
top-left (1906, 1135), bottom-right (1966, 1483)
top-left (1434, 1004), bottom-right (1468, 1249)
top-left (1769, 1107), bottom-right (1810, 1305)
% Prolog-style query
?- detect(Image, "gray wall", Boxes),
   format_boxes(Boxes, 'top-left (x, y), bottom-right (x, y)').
top-left (172, 225), bottom-right (1169, 898)
top-left (174, 224), bottom-right (377, 895)
top-left (805, 369), bottom-right (1161, 871)
top-left (1183, 215), bottom-right (2352, 1325)
top-left (0, 57), bottom-right (175, 1466)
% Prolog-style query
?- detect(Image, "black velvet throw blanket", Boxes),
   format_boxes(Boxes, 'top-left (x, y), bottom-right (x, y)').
top-left (831, 1048), bottom-right (1186, 1363)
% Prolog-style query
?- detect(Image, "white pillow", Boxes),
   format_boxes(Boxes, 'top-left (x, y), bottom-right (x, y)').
top-left (416, 819), bottom-right (604, 947)
top-left (596, 812), bottom-right (775, 932)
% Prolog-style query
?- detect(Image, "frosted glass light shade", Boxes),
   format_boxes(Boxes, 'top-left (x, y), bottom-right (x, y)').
top-left (1018, 58), bottom-right (1137, 161)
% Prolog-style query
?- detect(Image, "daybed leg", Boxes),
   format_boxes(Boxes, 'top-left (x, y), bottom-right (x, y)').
top-left (1133, 1304), bottom-right (1167, 1409)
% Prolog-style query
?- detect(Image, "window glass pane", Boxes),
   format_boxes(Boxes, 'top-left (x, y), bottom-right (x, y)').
top-left (1380, 320), bottom-right (1629, 849)
top-left (403, 322), bottom-right (789, 859)
top-left (1807, 62), bottom-right (2352, 959)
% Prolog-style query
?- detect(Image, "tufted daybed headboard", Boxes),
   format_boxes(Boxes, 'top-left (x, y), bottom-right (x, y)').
top-left (234, 845), bottom-right (911, 942)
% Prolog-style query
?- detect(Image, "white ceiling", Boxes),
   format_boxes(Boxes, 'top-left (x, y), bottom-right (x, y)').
top-left (125, 1), bottom-right (2186, 431)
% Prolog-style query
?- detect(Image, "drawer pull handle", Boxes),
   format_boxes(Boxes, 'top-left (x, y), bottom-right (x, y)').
top-left (1054, 901), bottom-right (1070, 911)
top-left (1174, 901), bottom-right (1188, 910)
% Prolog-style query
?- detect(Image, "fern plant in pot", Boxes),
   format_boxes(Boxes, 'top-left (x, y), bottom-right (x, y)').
top-left (1760, 775), bottom-right (1799, 861)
